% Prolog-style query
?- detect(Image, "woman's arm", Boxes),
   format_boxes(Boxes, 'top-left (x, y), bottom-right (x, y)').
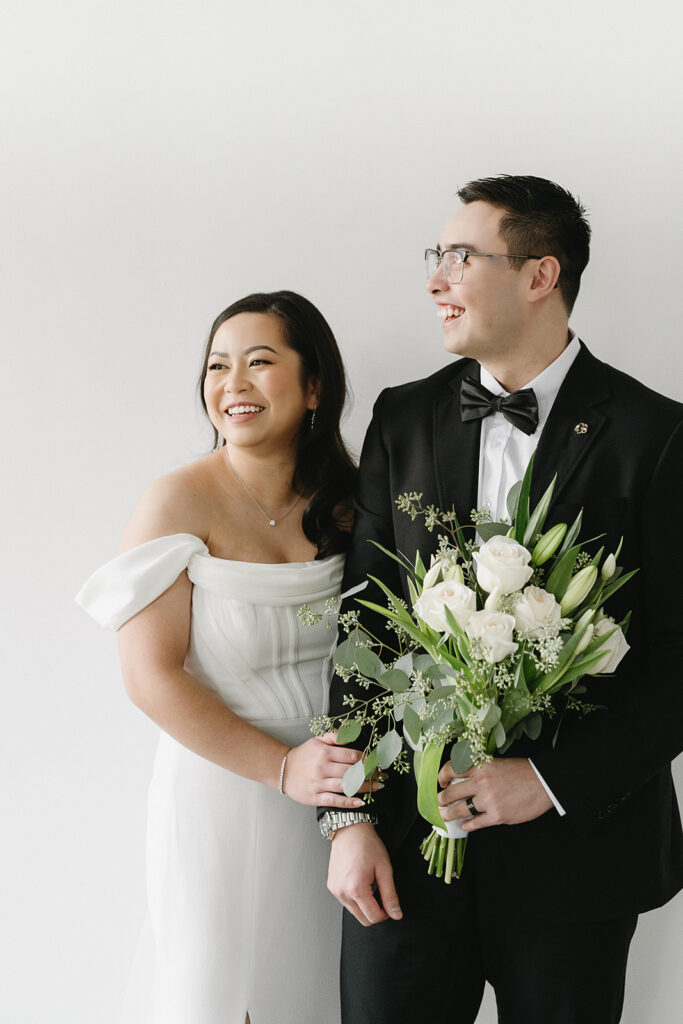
top-left (117, 471), bottom-right (373, 807)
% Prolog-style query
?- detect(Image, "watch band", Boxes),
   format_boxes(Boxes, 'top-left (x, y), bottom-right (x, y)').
top-left (319, 810), bottom-right (378, 840)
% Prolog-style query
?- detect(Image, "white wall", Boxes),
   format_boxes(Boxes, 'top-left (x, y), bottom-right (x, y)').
top-left (1, 1), bottom-right (681, 1020)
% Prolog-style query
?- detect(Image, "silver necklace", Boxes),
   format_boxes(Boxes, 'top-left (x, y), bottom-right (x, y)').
top-left (224, 447), bottom-right (302, 527)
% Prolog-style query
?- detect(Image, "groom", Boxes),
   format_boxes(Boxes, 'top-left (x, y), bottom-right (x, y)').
top-left (322, 175), bottom-right (683, 1023)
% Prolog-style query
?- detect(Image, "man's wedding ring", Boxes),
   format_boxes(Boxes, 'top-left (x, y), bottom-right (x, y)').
top-left (466, 797), bottom-right (480, 816)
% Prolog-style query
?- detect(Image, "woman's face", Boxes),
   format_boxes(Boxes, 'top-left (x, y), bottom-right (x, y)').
top-left (203, 312), bottom-right (318, 453)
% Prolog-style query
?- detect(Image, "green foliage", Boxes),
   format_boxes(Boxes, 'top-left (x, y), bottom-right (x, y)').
top-left (377, 729), bottom-right (402, 770)
top-left (336, 719), bottom-right (362, 744)
top-left (342, 759), bottom-right (365, 797)
top-left (417, 741), bottom-right (447, 829)
top-left (450, 739), bottom-right (474, 773)
top-left (522, 473), bottom-right (557, 547)
top-left (379, 668), bottom-right (412, 693)
top-left (512, 451), bottom-right (535, 544)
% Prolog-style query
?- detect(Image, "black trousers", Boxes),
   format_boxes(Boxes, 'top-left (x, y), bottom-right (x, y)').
top-left (340, 822), bottom-right (637, 1024)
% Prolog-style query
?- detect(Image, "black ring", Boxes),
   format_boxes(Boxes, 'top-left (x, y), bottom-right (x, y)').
top-left (466, 797), bottom-right (480, 816)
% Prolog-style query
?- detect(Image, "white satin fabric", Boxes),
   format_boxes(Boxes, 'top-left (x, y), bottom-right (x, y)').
top-left (77, 534), bottom-right (343, 1024)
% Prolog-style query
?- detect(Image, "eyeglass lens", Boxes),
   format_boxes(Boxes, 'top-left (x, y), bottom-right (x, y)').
top-left (425, 250), bottom-right (464, 283)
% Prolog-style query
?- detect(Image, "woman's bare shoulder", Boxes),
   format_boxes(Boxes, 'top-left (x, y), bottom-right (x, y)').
top-left (118, 455), bottom-right (218, 554)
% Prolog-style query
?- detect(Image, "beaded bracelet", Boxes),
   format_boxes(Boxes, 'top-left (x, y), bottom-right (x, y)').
top-left (278, 750), bottom-right (291, 795)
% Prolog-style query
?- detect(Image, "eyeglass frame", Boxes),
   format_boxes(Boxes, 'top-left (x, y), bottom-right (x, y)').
top-left (425, 247), bottom-right (545, 284)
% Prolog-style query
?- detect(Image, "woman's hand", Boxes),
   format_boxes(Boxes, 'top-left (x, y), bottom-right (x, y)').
top-left (283, 732), bottom-right (382, 807)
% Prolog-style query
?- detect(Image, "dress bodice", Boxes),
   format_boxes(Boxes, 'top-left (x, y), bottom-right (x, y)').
top-left (76, 533), bottom-right (344, 724)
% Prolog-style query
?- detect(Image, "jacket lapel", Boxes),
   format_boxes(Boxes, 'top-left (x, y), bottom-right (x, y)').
top-left (433, 359), bottom-right (482, 529)
top-left (531, 342), bottom-right (610, 507)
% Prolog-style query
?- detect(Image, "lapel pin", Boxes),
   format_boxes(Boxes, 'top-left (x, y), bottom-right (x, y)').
top-left (574, 422), bottom-right (588, 435)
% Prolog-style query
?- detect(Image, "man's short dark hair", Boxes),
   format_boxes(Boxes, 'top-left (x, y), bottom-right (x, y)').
top-left (457, 175), bottom-right (591, 314)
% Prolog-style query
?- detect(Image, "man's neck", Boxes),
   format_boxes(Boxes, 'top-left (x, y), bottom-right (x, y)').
top-left (479, 326), bottom-right (570, 394)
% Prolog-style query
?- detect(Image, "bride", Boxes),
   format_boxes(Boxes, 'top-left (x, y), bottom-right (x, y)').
top-left (77, 291), bottom-right (374, 1023)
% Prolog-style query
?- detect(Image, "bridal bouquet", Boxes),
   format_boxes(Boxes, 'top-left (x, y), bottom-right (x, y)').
top-left (310, 455), bottom-right (636, 883)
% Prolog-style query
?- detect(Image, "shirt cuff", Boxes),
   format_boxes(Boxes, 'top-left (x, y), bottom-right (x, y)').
top-left (528, 758), bottom-right (566, 816)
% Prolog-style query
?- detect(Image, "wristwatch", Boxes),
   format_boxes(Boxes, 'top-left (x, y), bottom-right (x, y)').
top-left (319, 810), bottom-right (378, 840)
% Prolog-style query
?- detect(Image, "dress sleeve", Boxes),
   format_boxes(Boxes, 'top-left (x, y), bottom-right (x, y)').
top-left (75, 533), bottom-right (209, 631)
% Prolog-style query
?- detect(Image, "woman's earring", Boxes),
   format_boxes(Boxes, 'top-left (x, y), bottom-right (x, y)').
top-left (213, 435), bottom-right (225, 452)
top-left (310, 407), bottom-right (317, 431)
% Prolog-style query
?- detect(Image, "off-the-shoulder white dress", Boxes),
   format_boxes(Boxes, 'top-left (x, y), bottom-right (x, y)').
top-left (76, 534), bottom-right (343, 1024)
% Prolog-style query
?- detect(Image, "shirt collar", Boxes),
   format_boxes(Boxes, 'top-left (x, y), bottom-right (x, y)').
top-left (479, 331), bottom-right (581, 431)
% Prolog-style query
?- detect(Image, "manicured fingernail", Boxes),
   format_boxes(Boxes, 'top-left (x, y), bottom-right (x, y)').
top-left (353, 799), bottom-right (364, 806)
top-left (375, 782), bottom-right (385, 790)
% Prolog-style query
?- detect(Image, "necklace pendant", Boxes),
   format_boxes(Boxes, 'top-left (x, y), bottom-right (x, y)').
top-left (269, 519), bottom-right (276, 527)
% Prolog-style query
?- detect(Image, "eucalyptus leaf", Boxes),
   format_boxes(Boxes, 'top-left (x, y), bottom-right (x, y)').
top-left (380, 668), bottom-right (411, 693)
top-left (427, 705), bottom-right (457, 732)
top-left (477, 703), bottom-right (502, 730)
top-left (414, 654), bottom-right (437, 672)
top-left (426, 684), bottom-right (458, 703)
top-left (342, 759), bottom-right (366, 797)
top-left (523, 712), bottom-right (542, 741)
top-left (450, 739), bottom-right (474, 773)
top-left (499, 720), bottom-right (524, 753)
top-left (476, 521), bottom-right (511, 542)
top-left (394, 652), bottom-right (414, 674)
top-left (377, 728), bottom-right (403, 769)
top-left (493, 721), bottom-right (506, 748)
top-left (355, 646), bottom-right (385, 680)
top-left (334, 638), bottom-right (357, 671)
top-left (403, 704), bottom-right (423, 747)
top-left (336, 719), bottom-right (362, 744)
top-left (501, 688), bottom-right (532, 730)
top-left (364, 749), bottom-right (378, 780)
top-left (423, 663), bottom-right (448, 681)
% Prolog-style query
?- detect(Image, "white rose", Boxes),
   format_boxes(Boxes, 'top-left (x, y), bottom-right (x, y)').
top-left (473, 535), bottom-right (533, 595)
top-left (587, 617), bottom-right (631, 675)
top-left (466, 610), bottom-right (519, 663)
top-left (413, 580), bottom-right (476, 635)
top-left (422, 556), bottom-right (463, 591)
top-left (514, 586), bottom-right (562, 637)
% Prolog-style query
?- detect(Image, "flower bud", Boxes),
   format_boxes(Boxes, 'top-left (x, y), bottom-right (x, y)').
top-left (560, 565), bottom-right (598, 616)
top-left (601, 553), bottom-right (616, 581)
top-left (444, 563), bottom-right (464, 585)
top-left (531, 522), bottom-right (567, 566)
top-left (575, 622), bottom-right (594, 655)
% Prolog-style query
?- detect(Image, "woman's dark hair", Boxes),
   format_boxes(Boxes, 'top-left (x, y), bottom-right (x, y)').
top-left (457, 175), bottom-right (591, 314)
top-left (198, 291), bottom-right (356, 558)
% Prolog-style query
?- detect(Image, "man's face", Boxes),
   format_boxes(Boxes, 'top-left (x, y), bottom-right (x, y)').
top-left (426, 201), bottom-right (531, 365)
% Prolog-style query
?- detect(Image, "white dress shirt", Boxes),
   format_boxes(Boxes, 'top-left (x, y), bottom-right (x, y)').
top-left (476, 332), bottom-right (581, 815)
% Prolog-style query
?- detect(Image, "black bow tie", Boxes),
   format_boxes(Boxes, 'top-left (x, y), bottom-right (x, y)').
top-left (460, 376), bottom-right (539, 436)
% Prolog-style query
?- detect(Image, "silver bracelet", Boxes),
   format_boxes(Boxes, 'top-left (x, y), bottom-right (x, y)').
top-left (278, 752), bottom-right (290, 795)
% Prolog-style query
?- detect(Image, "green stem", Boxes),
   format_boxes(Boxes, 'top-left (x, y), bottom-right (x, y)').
top-left (436, 836), bottom-right (447, 877)
top-left (427, 835), bottom-right (439, 875)
top-left (444, 837), bottom-right (456, 884)
top-left (456, 836), bottom-right (467, 877)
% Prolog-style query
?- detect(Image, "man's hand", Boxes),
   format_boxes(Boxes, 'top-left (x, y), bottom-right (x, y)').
top-left (437, 758), bottom-right (553, 831)
top-left (327, 822), bottom-right (403, 926)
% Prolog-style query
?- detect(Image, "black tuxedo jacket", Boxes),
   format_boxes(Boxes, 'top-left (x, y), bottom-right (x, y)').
top-left (331, 342), bottom-right (683, 921)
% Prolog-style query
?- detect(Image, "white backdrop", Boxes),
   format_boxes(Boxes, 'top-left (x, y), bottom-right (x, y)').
top-left (2, 1), bottom-right (681, 1021)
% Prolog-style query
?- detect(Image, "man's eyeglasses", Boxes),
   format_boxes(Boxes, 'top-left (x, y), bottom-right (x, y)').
top-left (425, 248), bottom-right (543, 285)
